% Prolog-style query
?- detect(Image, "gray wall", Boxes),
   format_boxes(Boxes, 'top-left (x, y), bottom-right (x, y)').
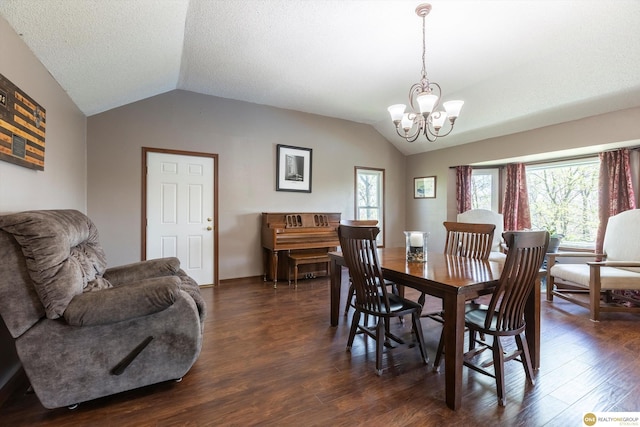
top-left (0, 17), bottom-right (86, 214)
top-left (405, 107), bottom-right (640, 251)
top-left (0, 15), bottom-right (86, 401)
top-left (87, 90), bottom-right (406, 280)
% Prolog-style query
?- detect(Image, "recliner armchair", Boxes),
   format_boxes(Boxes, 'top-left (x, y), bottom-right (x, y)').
top-left (0, 209), bottom-right (206, 409)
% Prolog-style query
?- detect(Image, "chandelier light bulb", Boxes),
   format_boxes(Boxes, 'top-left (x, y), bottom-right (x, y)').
top-left (416, 92), bottom-right (438, 115)
top-left (401, 113), bottom-right (414, 132)
top-left (387, 104), bottom-right (407, 124)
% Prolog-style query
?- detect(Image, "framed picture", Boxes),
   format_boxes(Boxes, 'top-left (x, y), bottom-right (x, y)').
top-left (276, 144), bottom-right (312, 192)
top-left (414, 176), bottom-right (436, 199)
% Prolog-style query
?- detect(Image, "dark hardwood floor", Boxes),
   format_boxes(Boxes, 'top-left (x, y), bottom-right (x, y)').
top-left (2, 272), bottom-right (640, 426)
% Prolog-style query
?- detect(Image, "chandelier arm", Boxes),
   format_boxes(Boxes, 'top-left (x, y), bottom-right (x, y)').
top-left (405, 130), bottom-right (423, 143)
top-left (422, 125), bottom-right (438, 142)
top-left (408, 83), bottom-right (423, 111)
top-left (428, 123), bottom-right (456, 138)
top-left (394, 121), bottom-right (422, 142)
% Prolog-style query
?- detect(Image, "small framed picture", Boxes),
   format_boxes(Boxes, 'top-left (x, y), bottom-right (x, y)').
top-left (276, 144), bottom-right (312, 193)
top-left (414, 176), bottom-right (436, 199)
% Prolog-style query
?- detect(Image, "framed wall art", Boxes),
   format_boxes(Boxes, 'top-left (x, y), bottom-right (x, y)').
top-left (0, 73), bottom-right (46, 171)
top-left (276, 144), bottom-right (312, 193)
top-left (414, 176), bottom-right (436, 199)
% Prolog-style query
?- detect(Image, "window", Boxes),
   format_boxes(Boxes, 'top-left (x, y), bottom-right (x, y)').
top-left (471, 168), bottom-right (500, 211)
top-left (526, 158), bottom-right (599, 248)
top-left (355, 167), bottom-right (384, 246)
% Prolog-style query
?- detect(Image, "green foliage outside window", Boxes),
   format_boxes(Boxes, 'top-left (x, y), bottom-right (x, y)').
top-left (526, 160), bottom-right (599, 245)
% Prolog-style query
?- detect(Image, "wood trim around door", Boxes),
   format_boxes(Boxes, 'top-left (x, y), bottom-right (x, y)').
top-left (141, 147), bottom-right (219, 286)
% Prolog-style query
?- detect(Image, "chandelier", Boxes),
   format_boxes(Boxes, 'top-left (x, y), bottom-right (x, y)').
top-left (387, 3), bottom-right (464, 143)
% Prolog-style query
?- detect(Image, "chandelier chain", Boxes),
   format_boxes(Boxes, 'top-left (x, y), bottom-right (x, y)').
top-left (421, 13), bottom-right (427, 81)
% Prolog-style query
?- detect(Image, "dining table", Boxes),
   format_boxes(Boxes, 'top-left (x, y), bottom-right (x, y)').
top-left (327, 247), bottom-right (542, 411)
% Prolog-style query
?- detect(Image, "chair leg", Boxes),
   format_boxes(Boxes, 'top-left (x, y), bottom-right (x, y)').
top-left (492, 337), bottom-right (506, 406)
top-left (411, 312), bottom-right (429, 365)
top-left (375, 318), bottom-right (385, 376)
top-left (346, 310), bottom-right (360, 350)
top-left (383, 317), bottom-right (403, 346)
top-left (433, 327), bottom-right (445, 372)
top-left (469, 329), bottom-right (478, 351)
top-left (515, 333), bottom-right (535, 385)
top-left (417, 292), bottom-right (426, 309)
top-left (344, 281), bottom-right (355, 315)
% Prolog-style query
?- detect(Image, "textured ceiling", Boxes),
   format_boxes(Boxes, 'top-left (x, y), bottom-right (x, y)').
top-left (1, 0), bottom-right (639, 156)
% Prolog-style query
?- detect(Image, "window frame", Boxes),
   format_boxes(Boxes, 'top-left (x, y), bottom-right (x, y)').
top-left (354, 166), bottom-right (385, 247)
top-left (471, 168), bottom-right (501, 212)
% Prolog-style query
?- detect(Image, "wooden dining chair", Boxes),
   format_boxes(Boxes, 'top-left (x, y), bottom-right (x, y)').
top-left (340, 219), bottom-right (397, 315)
top-left (338, 225), bottom-right (429, 376)
top-left (442, 221), bottom-right (496, 259)
top-left (457, 209), bottom-right (507, 265)
top-left (418, 221), bottom-right (495, 314)
top-left (418, 221), bottom-right (496, 364)
top-left (445, 231), bottom-right (549, 406)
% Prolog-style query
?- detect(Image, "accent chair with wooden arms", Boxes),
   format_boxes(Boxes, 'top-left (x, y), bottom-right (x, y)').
top-left (338, 224), bottom-right (428, 376)
top-left (547, 209), bottom-right (640, 321)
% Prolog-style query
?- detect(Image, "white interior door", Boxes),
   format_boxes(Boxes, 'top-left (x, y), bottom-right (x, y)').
top-left (146, 152), bottom-right (215, 285)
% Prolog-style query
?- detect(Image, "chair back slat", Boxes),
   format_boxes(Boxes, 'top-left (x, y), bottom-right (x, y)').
top-left (443, 222), bottom-right (495, 260)
top-left (338, 225), bottom-right (390, 314)
top-left (485, 231), bottom-right (549, 331)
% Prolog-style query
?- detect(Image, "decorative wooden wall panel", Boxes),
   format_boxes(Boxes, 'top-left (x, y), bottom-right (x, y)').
top-left (0, 73), bottom-right (46, 171)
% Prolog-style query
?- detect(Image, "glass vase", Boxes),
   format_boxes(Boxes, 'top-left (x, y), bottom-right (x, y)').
top-left (404, 231), bottom-right (428, 262)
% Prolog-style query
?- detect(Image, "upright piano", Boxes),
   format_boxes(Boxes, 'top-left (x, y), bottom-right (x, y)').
top-left (261, 212), bottom-right (341, 287)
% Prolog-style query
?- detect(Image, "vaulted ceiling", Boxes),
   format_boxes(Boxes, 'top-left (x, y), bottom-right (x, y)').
top-left (1, 0), bottom-right (639, 155)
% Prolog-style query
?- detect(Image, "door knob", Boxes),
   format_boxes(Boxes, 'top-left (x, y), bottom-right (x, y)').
top-left (207, 217), bottom-right (213, 222)
top-left (207, 226), bottom-right (213, 231)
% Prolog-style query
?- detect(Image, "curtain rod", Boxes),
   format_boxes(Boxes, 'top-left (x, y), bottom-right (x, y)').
top-left (448, 145), bottom-right (640, 169)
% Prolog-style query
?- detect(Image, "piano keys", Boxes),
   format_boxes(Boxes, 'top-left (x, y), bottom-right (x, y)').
top-left (261, 212), bottom-right (341, 287)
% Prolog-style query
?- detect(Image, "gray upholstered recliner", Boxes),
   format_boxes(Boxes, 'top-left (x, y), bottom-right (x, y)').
top-left (0, 209), bottom-right (206, 409)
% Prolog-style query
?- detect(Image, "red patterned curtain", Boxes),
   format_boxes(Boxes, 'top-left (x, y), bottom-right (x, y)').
top-left (456, 166), bottom-right (472, 214)
top-left (596, 148), bottom-right (636, 254)
top-left (503, 163), bottom-right (531, 231)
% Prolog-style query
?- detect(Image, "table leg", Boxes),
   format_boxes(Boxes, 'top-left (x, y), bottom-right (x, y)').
top-left (442, 292), bottom-right (466, 410)
top-left (525, 274), bottom-right (542, 369)
top-left (329, 257), bottom-right (342, 327)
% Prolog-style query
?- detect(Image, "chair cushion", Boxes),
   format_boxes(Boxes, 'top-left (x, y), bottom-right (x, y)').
top-left (603, 209), bottom-right (640, 272)
top-left (465, 307), bottom-right (494, 330)
top-left (0, 210), bottom-right (110, 319)
top-left (550, 264), bottom-right (640, 290)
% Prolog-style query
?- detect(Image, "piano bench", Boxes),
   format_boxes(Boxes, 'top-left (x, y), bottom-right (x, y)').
top-left (288, 252), bottom-right (331, 288)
